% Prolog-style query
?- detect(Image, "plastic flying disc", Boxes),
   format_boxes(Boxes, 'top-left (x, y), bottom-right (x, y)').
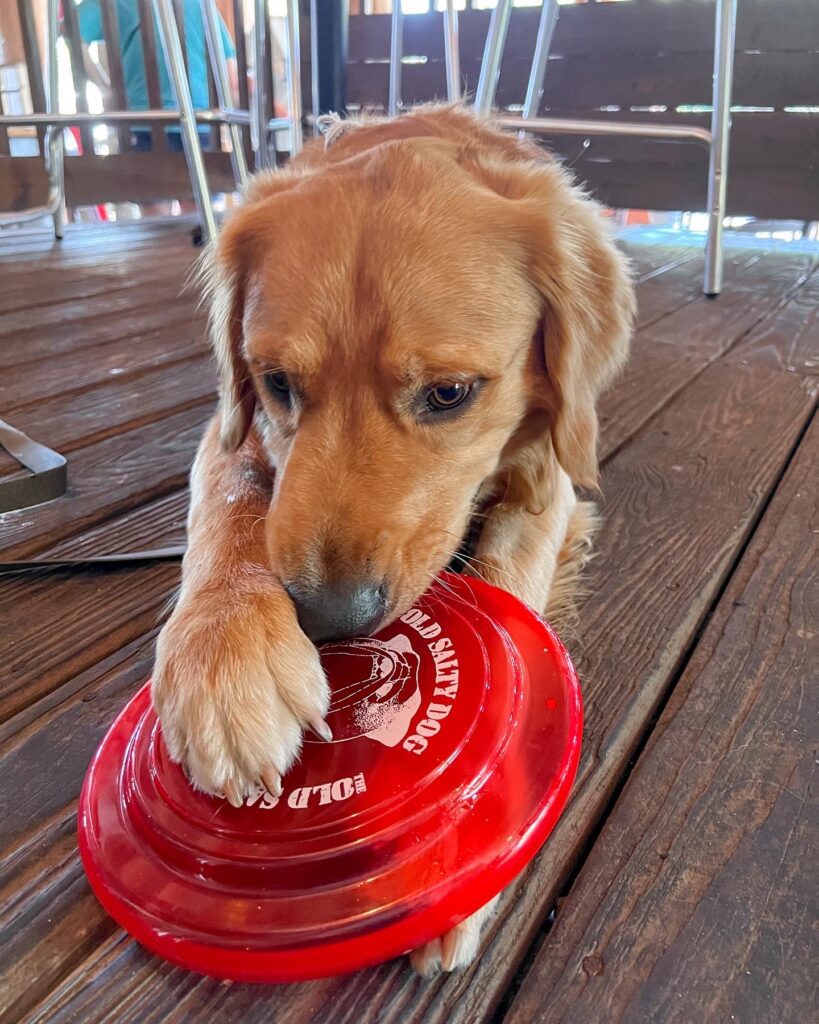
top-left (78, 573), bottom-right (582, 983)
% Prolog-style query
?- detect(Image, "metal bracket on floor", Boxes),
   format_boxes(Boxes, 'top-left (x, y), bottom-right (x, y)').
top-left (0, 417), bottom-right (67, 514)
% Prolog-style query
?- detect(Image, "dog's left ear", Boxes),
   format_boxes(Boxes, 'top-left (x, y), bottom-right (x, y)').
top-left (469, 151), bottom-right (635, 487)
top-left (521, 171), bottom-right (635, 487)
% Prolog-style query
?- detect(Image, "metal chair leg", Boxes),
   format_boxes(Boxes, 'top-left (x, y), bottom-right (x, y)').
top-left (444, 0), bottom-right (461, 102)
top-left (46, 0), bottom-right (64, 239)
top-left (703, 0), bottom-right (738, 297)
top-left (475, 0), bottom-right (512, 116)
top-left (153, 0), bottom-right (217, 243)
top-left (520, 0), bottom-right (559, 135)
top-left (253, 0), bottom-right (272, 169)
top-left (388, 1), bottom-right (403, 118)
top-left (285, 0), bottom-right (303, 154)
top-left (202, 0), bottom-right (249, 190)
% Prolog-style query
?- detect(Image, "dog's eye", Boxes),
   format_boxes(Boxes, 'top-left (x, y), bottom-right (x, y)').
top-left (264, 371), bottom-right (291, 405)
top-left (426, 381), bottom-right (471, 413)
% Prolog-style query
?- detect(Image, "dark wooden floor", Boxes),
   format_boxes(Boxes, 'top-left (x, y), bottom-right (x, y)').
top-left (0, 220), bottom-right (816, 1024)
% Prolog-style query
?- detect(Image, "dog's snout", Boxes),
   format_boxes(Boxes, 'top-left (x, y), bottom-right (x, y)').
top-left (285, 580), bottom-right (387, 643)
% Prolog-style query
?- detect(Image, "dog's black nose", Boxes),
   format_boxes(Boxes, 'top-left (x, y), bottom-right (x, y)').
top-left (285, 581), bottom-right (387, 643)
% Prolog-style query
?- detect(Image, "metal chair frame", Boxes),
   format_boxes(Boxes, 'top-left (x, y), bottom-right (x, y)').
top-left (0, 0), bottom-right (305, 245)
top-left (389, 0), bottom-right (738, 297)
top-left (2, 0), bottom-right (736, 295)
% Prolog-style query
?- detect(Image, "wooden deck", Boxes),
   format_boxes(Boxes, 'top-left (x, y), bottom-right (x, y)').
top-left (0, 220), bottom-right (816, 1024)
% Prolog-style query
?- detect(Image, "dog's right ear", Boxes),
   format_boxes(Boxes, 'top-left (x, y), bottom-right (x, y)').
top-left (199, 179), bottom-right (290, 452)
top-left (198, 202), bottom-right (265, 452)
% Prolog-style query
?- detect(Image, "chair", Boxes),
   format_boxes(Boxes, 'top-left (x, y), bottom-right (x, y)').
top-left (0, 0), bottom-right (305, 245)
top-left (387, 0), bottom-right (737, 297)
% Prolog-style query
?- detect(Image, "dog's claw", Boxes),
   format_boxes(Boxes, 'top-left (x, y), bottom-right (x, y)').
top-left (309, 717), bottom-right (333, 742)
top-left (224, 778), bottom-right (243, 808)
top-left (261, 767), bottom-right (283, 797)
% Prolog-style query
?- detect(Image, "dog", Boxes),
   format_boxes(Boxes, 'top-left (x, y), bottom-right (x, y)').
top-left (153, 104), bottom-right (635, 974)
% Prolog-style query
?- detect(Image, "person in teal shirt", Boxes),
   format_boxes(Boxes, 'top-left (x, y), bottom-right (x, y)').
top-left (77, 0), bottom-right (236, 151)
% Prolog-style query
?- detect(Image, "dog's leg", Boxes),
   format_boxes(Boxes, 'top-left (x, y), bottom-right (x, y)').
top-left (410, 464), bottom-right (595, 976)
top-left (471, 466), bottom-right (598, 629)
top-left (152, 417), bottom-right (330, 804)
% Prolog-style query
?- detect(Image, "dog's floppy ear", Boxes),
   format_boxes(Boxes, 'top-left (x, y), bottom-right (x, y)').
top-left (467, 151), bottom-right (635, 488)
top-left (524, 173), bottom-right (634, 487)
top-left (199, 177), bottom-right (289, 451)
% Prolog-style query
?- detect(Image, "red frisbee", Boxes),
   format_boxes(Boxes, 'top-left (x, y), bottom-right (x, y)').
top-left (78, 573), bottom-right (582, 983)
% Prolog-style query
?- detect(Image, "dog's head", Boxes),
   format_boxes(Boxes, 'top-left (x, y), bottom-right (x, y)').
top-left (202, 108), bottom-right (634, 641)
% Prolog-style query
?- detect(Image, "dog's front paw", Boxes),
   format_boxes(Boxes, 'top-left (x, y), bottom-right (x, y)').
top-left (409, 896), bottom-right (500, 976)
top-left (152, 584), bottom-right (329, 805)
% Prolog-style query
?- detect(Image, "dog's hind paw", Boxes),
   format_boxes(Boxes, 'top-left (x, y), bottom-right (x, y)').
top-left (409, 896), bottom-right (500, 976)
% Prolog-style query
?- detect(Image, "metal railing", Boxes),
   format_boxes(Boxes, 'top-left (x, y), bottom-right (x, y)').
top-left (386, 0), bottom-right (737, 297)
top-left (0, 0), bottom-right (305, 244)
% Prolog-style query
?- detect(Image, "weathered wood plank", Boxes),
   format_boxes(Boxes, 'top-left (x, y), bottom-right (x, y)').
top-left (0, 404), bottom-right (213, 561)
top-left (0, 329), bottom-right (207, 413)
top-left (0, 648), bottom-right (162, 1024)
top-left (598, 247), bottom-right (816, 458)
top-left (0, 245), bottom-right (197, 316)
top-left (3, 361), bottom-right (814, 1024)
top-left (726, 265), bottom-right (819, 377)
top-left (5, 354), bottom-right (215, 454)
top-left (0, 153), bottom-right (237, 212)
top-left (343, 2), bottom-right (819, 63)
top-left (346, 52), bottom-right (819, 115)
top-left (40, 490), bottom-right (190, 561)
top-left (0, 564), bottom-right (177, 728)
top-left (0, 297), bottom-right (201, 370)
top-left (504, 416), bottom-right (818, 1024)
top-left (574, 161), bottom-right (819, 222)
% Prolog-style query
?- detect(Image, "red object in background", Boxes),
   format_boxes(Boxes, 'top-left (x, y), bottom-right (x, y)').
top-left (78, 574), bottom-right (582, 983)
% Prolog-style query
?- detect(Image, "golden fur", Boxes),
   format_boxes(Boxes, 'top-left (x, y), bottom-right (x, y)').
top-left (153, 105), bottom-right (634, 973)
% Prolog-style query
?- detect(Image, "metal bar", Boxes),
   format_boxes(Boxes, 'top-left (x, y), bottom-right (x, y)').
top-left (497, 115), bottom-right (713, 149)
top-left (285, 0), bottom-right (304, 154)
top-left (310, 0), bottom-right (320, 134)
top-left (0, 110), bottom-right (288, 128)
top-left (388, 0), bottom-right (403, 118)
top-left (311, 0), bottom-right (348, 119)
top-left (703, 0), bottom-right (738, 297)
top-left (521, 0), bottom-right (558, 131)
top-left (46, 0), bottom-right (64, 238)
top-left (202, 0), bottom-right (249, 189)
top-left (444, 0), bottom-right (461, 103)
top-left (475, 0), bottom-right (512, 115)
top-left (152, 0), bottom-right (217, 241)
top-left (252, 0), bottom-right (270, 168)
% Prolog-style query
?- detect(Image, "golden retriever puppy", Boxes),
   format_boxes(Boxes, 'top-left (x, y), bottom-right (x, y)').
top-left (153, 105), bottom-right (634, 973)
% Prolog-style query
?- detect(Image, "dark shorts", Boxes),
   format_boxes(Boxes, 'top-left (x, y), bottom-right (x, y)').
top-left (131, 130), bottom-right (212, 153)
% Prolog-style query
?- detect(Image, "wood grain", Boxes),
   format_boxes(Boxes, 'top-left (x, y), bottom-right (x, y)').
top-left (343, 1), bottom-right (819, 63)
top-left (344, 52), bottom-right (819, 116)
top-left (599, 247), bottom-right (815, 458)
top-left (0, 404), bottom-right (213, 560)
top-left (6, 354), bottom-right (215, 454)
top-left (726, 265), bottom-right (819, 377)
top-left (0, 564), bottom-right (180, 723)
top-left (0, 327), bottom-right (207, 413)
top-left (504, 416), bottom-right (818, 1024)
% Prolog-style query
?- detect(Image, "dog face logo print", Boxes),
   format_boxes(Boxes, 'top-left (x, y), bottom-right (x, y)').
top-left (314, 635), bottom-right (422, 748)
